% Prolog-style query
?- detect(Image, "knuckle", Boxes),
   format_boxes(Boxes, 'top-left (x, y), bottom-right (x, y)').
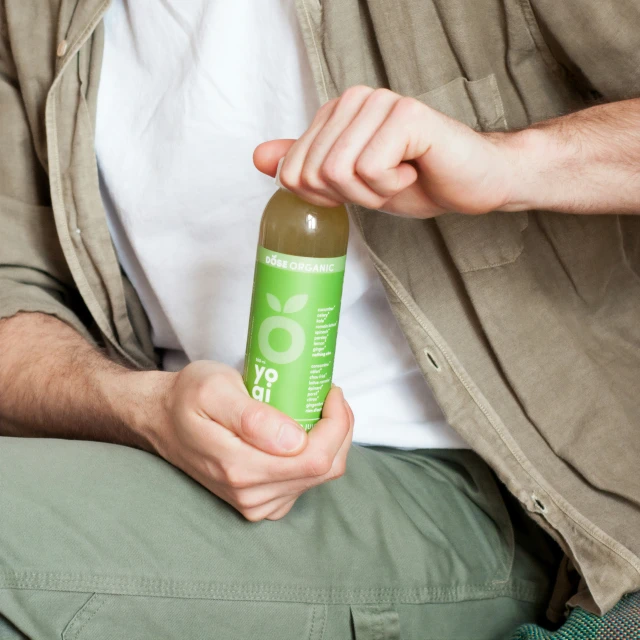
top-left (222, 464), bottom-right (250, 490)
top-left (305, 451), bottom-right (333, 477)
top-left (193, 378), bottom-right (213, 407)
top-left (369, 87), bottom-right (396, 104)
top-left (239, 403), bottom-right (267, 442)
top-left (341, 84), bottom-right (373, 105)
top-left (321, 158), bottom-right (350, 186)
top-left (193, 370), bottom-right (227, 406)
top-left (279, 166), bottom-right (299, 191)
top-left (329, 463), bottom-right (346, 481)
top-left (234, 491), bottom-right (259, 510)
top-left (299, 168), bottom-right (326, 192)
top-left (268, 501), bottom-right (296, 521)
top-left (317, 98), bottom-right (338, 118)
top-left (354, 157), bottom-right (381, 182)
top-left (362, 194), bottom-right (387, 210)
top-left (227, 368), bottom-right (244, 386)
top-left (241, 507), bottom-right (266, 523)
top-left (396, 96), bottom-right (423, 118)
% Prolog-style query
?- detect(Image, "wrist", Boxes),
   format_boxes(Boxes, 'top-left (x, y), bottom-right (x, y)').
top-left (101, 368), bottom-right (176, 454)
top-left (497, 126), bottom-right (558, 213)
top-left (498, 122), bottom-right (585, 213)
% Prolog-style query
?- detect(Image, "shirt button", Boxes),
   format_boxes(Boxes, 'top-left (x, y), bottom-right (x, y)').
top-left (57, 40), bottom-right (68, 57)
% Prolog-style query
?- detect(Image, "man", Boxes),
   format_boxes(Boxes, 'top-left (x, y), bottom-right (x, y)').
top-left (0, 0), bottom-right (639, 638)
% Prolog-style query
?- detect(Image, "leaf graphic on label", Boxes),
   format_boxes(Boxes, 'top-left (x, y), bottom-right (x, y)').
top-left (266, 293), bottom-right (282, 312)
top-left (284, 294), bottom-right (309, 314)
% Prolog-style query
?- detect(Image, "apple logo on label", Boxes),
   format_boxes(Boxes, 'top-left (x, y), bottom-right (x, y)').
top-left (258, 293), bottom-right (308, 365)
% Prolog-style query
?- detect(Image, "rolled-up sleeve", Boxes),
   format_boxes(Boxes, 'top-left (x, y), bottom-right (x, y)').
top-left (0, 198), bottom-right (93, 342)
top-left (530, 0), bottom-right (640, 101)
top-left (0, 9), bottom-right (92, 342)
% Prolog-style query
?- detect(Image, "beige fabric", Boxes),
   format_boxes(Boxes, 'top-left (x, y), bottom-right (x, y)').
top-left (1, 0), bottom-right (640, 615)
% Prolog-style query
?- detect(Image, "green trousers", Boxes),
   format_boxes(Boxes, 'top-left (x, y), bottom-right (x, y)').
top-left (0, 437), bottom-right (559, 640)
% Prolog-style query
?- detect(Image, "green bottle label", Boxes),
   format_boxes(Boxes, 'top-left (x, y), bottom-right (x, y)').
top-left (243, 247), bottom-right (346, 430)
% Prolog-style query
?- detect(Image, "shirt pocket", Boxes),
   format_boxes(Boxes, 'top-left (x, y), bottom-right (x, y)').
top-left (415, 74), bottom-right (529, 274)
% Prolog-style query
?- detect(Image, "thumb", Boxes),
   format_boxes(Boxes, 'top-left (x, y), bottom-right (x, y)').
top-left (253, 139), bottom-right (296, 177)
top-left (207, 383), bottom-right (308, 456)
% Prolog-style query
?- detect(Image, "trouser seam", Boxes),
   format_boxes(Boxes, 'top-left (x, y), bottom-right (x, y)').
top-left (0, 574), bottom-right (547, 605)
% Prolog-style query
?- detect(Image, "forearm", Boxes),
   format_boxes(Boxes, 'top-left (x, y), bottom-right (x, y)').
top-left (504, 98), bottom-right (640, 215)
top-left (0, 312), bottom-right (169, 451)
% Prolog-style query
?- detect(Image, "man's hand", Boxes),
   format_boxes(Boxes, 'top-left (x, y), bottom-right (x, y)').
top-left (149, 361), bottom-right (353, 522)
top-left (254, 86), bottom-right (640, 217)
top-left (254, 85), bottom-right (516, 217)
top-left (0, 314), bottom-right (354, 522)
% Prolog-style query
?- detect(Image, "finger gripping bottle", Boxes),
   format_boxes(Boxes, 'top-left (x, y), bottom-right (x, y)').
top-left (243, 188), bottom-right (349, 431)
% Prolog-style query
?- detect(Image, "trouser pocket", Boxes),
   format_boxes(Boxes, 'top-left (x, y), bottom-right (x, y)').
top-left (62, 594), bottom-right (329, 640)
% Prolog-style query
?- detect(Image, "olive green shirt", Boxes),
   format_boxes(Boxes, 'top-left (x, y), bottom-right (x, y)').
top-left (1, 0), bottom-right (640, 616)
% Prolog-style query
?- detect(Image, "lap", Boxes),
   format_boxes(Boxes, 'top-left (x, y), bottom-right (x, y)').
top-left (0, 437), bottom-right (557, 639)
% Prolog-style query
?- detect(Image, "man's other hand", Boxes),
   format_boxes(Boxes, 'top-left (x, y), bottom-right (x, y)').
top-left (253, 85), bottom-right (518, 218)
top-left (148, 361), bottom-right (354, 522)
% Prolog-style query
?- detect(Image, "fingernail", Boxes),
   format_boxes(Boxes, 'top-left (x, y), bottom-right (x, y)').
top-left (277, 422), bottom-right (305, 452)
top-left (274, 157), bottom-right (286, 189)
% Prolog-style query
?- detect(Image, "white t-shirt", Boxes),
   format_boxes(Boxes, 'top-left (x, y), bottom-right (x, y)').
top-left (95, 0), bottom-right (467, 449)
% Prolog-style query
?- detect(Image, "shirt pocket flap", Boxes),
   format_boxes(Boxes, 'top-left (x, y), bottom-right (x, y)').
top-left (414, 74), bottom-right (507, 132)
top-left (416, 74), bottom-right (528, 273)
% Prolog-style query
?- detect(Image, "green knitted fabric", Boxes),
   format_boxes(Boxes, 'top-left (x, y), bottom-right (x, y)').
top-left (510, 592), bottom-right (640, 639)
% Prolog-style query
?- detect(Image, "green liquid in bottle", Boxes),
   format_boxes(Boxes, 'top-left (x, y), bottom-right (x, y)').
top-left (243, 189), bottom-right (349, 430)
